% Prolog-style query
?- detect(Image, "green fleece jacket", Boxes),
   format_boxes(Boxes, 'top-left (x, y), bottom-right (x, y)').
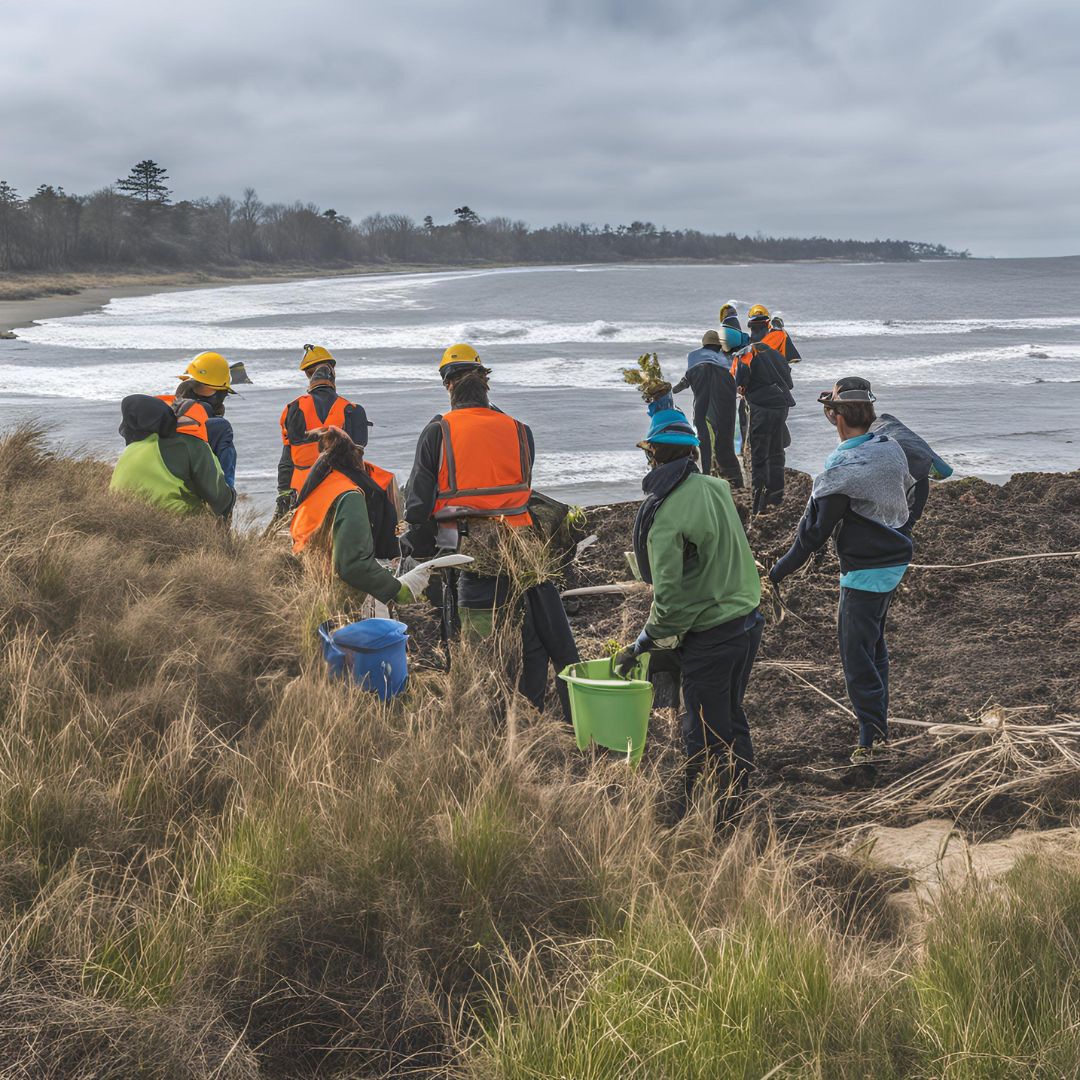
top-left (645, 473), bottom-right (760, 640)
top-left (331, 490), bottom-right (401, 604)
top-left (110, 433), bottom-right (235, 517)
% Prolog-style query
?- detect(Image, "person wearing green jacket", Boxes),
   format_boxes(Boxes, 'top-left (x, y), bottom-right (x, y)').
top-left (614, 402), bottom-right (763, 824)
top-left (111, 395), bottom-right (235, 517)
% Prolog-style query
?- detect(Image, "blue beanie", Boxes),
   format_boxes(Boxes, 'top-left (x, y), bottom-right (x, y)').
top-left (643, 407), bottom-right (699, 447)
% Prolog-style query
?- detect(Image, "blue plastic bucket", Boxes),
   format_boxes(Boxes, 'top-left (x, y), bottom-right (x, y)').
top-left (317, 618), bottom-right (409, 700)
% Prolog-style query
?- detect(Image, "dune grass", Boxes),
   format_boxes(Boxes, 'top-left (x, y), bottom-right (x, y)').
top-left (0, 426), bottom-right (1078, 1078)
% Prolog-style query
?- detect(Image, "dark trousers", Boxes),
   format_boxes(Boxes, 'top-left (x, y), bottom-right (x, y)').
top-left (838, 587), bottom-right (895, 747)
top-left (679, 611), bottom-right (763, 819)
top-left (696, 396), bottom-right (742, 488)
top-left (519, 582), bottom-right (580, 723)
top-left (748, 405), bottom-right (788, 510)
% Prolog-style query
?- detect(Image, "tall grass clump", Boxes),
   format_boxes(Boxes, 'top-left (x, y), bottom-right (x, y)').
top-left (913, 853), bottom-right (1080, 1078)
top-left (2, 426), bottom-right (1080, 1078)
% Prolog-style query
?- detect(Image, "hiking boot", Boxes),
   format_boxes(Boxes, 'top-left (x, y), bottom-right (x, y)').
top-left (850, 742), bottom-right (890, 765)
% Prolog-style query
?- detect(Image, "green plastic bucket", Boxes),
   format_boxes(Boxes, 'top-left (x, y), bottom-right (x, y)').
top-left (559, 656), bottom-right (654, 767)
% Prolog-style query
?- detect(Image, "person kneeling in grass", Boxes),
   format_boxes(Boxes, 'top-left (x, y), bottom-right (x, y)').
top-left (769, 378), bottom-right (913, 764)
top-left (291, 426), bottom-right (431, 606)
top-left (614, 401), bottom-right (763, 827)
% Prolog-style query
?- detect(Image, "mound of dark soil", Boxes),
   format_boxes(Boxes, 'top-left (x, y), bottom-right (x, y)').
top-left (564, 470), bottom-right (1080, 835)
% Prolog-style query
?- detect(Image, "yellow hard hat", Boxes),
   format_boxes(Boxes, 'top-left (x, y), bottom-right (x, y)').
top-left (748, 304), bottom-right (771, 321)
top-left (300, 344), bottom-right (336, 372)
top-left (438, 342), bottom-right (487, 381)
top-left (178, 351), bottom-right (234, 393)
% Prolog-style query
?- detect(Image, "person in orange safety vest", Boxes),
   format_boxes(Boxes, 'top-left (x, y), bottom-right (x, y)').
top-left (275, 344), bottom-right (371, 520)
top-left (400, 344), bottom-right (579, 720)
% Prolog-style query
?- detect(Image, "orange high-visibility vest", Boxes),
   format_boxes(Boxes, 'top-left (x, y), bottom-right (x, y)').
top-left (433, 408), bottom-right (533, 527)
top-left (762, 328), bottom-right (793, 358)
top-left (158, 395), bottom-right (211, 441)
top-left (281, 393), bottom-right (351, 492)
top-left (290, 469), bottom-right (358, 553)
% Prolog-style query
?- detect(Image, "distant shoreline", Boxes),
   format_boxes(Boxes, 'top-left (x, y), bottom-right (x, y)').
top-left (0, 256), bottom-right (974, 336)
top-left (0, 263), bottom-right (474, 335)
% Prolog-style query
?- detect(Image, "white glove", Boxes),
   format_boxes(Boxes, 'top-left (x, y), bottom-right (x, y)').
top-left (396, 563), bottom-right (433, 599)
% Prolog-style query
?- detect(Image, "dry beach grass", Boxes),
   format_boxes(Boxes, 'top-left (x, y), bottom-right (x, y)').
top-left (0, 427), bottom-right (1079, 1077)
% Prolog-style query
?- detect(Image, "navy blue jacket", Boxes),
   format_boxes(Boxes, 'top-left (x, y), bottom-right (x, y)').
top-left (771, 494), bottom-right (913, 581)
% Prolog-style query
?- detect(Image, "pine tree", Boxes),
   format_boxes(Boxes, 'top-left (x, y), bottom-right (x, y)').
top-left (116, 160), bottom-right (172, 205)
top-left (453, 206), bottom-right (481, 227)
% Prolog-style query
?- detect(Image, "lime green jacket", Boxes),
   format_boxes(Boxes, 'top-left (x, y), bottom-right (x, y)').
top-left (645, 472), bottom-right (760, 641)
top-left (111, 433), bottom-right (235, 517)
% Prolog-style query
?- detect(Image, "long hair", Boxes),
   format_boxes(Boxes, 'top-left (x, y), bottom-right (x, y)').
top-left (447, 369), bottom-right (490, 407)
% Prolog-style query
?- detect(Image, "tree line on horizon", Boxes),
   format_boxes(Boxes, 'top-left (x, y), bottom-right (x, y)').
top-left (0, 159), bottom-right (969, 274)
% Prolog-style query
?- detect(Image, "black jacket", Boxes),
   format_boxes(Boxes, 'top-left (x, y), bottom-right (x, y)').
top-left (771, 494), bottom-right (913, 581)
top-left (733, 343), bottom-right (795, 409)
top-left (277, 386), bottom-right (370, 491)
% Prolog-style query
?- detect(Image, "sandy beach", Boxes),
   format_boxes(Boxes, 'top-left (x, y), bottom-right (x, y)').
top-left (0, 263), bottom-right (471, 335)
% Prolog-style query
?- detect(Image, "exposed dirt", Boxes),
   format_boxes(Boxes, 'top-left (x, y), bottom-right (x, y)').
top-left (573, 471), bottom-right (1080, 836)
top-left (408, 470), bottom-right (1080, 838)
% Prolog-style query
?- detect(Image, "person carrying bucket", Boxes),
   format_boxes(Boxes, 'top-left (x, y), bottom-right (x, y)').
top-left (274, 344), bottom-right (374, 523)
top-left (291, 426), bottom-right (431, 606)
top-left (400, 344), bottom-right (580, 720)
top-left (613, 400), bottom-right (763, 827)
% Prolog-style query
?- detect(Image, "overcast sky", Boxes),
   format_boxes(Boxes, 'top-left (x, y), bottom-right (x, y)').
top-left (4, 0), bottom-right (1079, 257)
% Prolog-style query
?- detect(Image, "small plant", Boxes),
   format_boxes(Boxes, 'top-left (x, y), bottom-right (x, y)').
top-left (622, 352), bottom-right (671, 402)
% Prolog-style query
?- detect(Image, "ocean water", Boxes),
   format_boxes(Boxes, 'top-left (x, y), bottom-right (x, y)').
top-left (2, 259), bottom-right (1079, 517)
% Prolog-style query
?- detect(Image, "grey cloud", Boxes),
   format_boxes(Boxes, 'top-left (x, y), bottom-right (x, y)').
top-left (2, 0), bottom-right (1078, 255)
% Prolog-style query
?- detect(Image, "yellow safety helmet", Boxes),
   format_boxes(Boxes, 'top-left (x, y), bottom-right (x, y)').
top-left (747, 304), bottom-right (771, 322)
top-left (300, 344), bottom-right (336, 372)
top-left (438, 342), bottom-right (488, 381)
top-left (177, 351), bottom-right (235, 393)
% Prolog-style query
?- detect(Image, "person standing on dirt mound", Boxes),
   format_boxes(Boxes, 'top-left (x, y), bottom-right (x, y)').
top-left (672, 330), bottom-right (744, 488)
top-left (729, 331), bottom-right (795, 514)
top-left (400, 344), bottom-right (580, 721)
top-left (768, 378), bottom-right (914, 764)
top-left (748, 305), bottom-right (802, 366)
top-left (275, 345), bottom-right (373, 522)
top-left (614, 403), bottom-right (763, 828)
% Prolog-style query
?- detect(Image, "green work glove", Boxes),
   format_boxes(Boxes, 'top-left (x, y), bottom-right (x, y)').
top-left (395, 583), bottom-right (415, 604)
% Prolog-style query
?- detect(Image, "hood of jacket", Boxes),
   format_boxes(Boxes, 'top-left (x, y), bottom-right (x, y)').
top-left (119, 395), bottom-right (177, 444)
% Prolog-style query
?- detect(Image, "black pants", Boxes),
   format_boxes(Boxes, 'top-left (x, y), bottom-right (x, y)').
top-left (519, 582), bottom-right (580, 723)
top-left (748, 405), bottom-right (788, 510)
top-left (696, 394), bottom-right (742, 488)
top-left (678, 611), bottom-right (763, 819)
top-left (837, 587), bottom-right (895, 747)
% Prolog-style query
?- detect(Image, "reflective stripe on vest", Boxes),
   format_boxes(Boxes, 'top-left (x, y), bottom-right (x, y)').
top-left (290, 469), bottom-right (359, 554)
top-left (433, 408), bottom-right (533, 526)
top-left (281, 393), bottom-right (351, 491)
top-left (158, 395), bottom-right (211, 442)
